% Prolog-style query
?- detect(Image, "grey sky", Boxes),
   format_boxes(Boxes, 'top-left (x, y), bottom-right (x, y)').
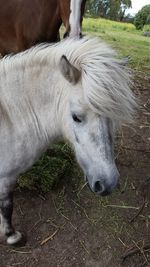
top-left (128, 0), bottom-right (150, 15)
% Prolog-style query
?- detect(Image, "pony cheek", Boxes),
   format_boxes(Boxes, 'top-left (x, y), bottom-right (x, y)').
top-left (74, 145), bottom-right (90, 175)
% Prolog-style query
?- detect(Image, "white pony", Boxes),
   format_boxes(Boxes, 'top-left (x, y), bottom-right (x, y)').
top-left (0, 37), bottom-right (136, 245)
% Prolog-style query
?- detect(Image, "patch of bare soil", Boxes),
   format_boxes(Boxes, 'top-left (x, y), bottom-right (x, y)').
top-left (0, 72), bottom-right (150, 267)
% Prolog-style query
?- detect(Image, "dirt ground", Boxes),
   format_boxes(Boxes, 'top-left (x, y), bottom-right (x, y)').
top-left (0, 71), bottom-right (150, 267)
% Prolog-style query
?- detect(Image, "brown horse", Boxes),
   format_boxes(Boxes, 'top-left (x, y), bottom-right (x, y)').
top-left (0, 0), bottom-right (86, 56)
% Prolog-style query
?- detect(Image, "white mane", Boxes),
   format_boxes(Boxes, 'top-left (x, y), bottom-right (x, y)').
top-left (1, 37), bottom-right (137, 124)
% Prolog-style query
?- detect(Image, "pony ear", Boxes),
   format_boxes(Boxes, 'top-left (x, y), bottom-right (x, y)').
top-left (60, 55), bottom-right (81, 84)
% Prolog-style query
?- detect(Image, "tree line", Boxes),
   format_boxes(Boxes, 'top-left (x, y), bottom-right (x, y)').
top-left (85, 0), bottom-right (132, 21)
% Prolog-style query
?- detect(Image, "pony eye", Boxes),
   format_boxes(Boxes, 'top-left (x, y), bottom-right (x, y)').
top-left (72, 113), bottom-right (82, 123)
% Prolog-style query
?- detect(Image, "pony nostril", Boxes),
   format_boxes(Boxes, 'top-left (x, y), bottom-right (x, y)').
top-left (94, 181), bottom-right (103, 193)
top-left (94, 181), bottom-right (112, 196)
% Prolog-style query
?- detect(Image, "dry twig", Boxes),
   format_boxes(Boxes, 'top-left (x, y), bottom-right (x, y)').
top-left (40, 229), bottom-right (59, 245)
top-left (121, 242), bottom-right (150, 261)
top-left (121, 145), bottom-right (150, 153)
top-left (129, 198), bottom-right (146, 223)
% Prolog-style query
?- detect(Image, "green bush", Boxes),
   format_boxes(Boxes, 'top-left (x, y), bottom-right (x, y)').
top-left (134, 5), bottom-right (150, 30)
top-left (146, 14), bottom-right (150, 25)
top-left (143, 24), bottom-right (150, 32)
top-left (143, 14), bottom-right (150, 34)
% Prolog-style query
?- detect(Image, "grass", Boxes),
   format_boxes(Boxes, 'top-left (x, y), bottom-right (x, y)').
top-left (83, 18), bottom-right (150, 72)
top-left (18, 143), bottom-right (75, 192)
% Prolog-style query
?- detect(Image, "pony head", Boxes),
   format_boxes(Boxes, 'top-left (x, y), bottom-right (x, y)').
top-left (59, 38), bottom-right (137, 195)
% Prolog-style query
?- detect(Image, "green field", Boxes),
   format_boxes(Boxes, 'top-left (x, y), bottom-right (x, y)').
top-left (83, 18), bottom-right (150, 72)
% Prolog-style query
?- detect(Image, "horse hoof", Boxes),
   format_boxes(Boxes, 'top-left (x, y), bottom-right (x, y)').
top-left (7, 231), bottom-right (26, 246)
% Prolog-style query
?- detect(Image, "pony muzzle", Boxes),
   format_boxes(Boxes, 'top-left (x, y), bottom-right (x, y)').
top-left (86, 172), bottom-right (120, 196)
